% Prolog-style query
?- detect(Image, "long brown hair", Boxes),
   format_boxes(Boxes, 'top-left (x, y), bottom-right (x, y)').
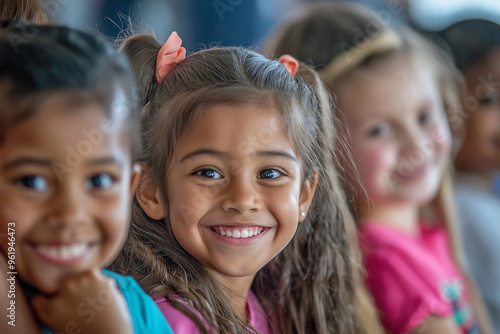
top-left (266, 2), bottom-right (492, 332)
top-left (0, 0), bottom-right (50, 23)
top-left (110, 33), bottom-right (381, 333)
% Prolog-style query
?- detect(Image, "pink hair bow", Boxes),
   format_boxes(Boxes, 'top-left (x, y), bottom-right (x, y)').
top-left (156, 31), bottom-right (186, 83)
top-left (278, 54), bottom-right (299, 77)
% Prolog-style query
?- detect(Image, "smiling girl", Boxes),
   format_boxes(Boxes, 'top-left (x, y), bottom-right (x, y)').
top-left (110, 32), bottom-right (383, 333)
top-left (0, 22), bottom-right (172, 334)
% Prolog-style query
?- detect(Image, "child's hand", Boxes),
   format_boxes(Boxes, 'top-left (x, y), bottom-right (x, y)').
top-left (31, 269), bottom-right (134, 334)
top-left (0, 253), bottom-right (41, 333)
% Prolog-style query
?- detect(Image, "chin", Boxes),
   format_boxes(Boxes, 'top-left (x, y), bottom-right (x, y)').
top-left (397, 185), bottom-right (440, 207)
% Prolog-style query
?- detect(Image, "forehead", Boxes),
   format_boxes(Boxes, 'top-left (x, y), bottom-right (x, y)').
top-left (464, 46), bottom-right (500, 86)
top-left (177, 103), bottom-right (294, 153)
top-left (1, 93), bottom-right (131, 162)
top-left (336, 54), bottom-right (440, 120)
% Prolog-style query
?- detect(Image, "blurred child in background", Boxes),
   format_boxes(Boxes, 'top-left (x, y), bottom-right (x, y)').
top-left (0, 21), bottom-right (172, 334)
top-left (439, 19), bottom-right (500, 333)
top-left (267, 2), bottom-right (492, 333)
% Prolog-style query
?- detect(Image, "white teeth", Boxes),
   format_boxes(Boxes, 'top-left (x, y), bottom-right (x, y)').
top-left (35, 243), bottom-right (88, 260)
top-left (212, 227), bottom-right (264, 239)
top-left (61, 246), bottom-right (71, 258)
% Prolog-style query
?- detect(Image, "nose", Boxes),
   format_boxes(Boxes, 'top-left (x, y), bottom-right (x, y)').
top-left (399, 126), bottom-right (432, 163)
top-left (44, 184), bottom-right (89, 228)
top-left (220, 175), bottom-right (261, 214)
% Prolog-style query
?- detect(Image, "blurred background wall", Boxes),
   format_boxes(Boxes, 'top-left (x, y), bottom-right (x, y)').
top-left (41, 0), bottom-right (500, 50)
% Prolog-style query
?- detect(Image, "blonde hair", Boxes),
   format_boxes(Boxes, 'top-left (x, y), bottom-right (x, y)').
top-left (110, 33), bottom-right (383, 333)
top-left (266, 2), bottom-right (492, 333)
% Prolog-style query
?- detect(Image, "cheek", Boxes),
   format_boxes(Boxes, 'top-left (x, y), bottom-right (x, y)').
top-left (0, 194), bottom-right (35, 255)
top-left (273, 189), bottom-right (300, 222)
top-left (351, 142), bottom-right (397, 188)
top-left (167, 181), bottom-right (213, 225)
top-left (467, 111), bottom-right (499, 140)
top-left (99, 188), bottom-right (133, 263)
top-left (431, 121), bottom-right (452, 161)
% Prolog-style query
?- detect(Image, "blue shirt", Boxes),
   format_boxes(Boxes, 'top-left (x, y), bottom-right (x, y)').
top-left (43, 270), bottom-right (173, 334)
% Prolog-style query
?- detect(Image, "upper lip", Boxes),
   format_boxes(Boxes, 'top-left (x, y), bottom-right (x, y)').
top-left (394, 164), bottom-right (429, 179)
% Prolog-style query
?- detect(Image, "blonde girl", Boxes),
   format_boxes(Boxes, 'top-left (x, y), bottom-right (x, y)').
top-left (267, 2), bottom-right (491, 334)
top-left (110, 31), bottom-right (383, 333)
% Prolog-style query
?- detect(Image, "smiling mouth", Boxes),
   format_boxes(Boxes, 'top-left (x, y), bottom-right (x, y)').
top-left (30, 242), bottom-right (94, 262)
top-left (210, 226), bottom-right (265, 239)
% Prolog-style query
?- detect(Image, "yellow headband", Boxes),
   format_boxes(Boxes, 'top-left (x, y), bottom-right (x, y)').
top-left (320, 30), bottom-right (402, 81)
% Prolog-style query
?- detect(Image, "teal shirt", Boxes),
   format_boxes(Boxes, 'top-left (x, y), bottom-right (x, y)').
top-left (43, 270), bottom-right (173, 334)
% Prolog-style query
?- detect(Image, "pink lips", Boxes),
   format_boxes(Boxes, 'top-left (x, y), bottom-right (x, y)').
top-left (394, 164), bottom-right (430, 183)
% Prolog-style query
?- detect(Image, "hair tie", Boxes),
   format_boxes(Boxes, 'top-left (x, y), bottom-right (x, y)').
top-left (278, 54), bottom-right (299, 77)
top-left (156, 31), bottom-right (186, 83)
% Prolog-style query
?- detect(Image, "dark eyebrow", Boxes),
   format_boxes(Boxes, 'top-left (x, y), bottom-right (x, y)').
top-left (179, 148), bottom-right (298, 164)
top-left (2, 156), bottom-right (123, 171)
top-left (180, 149), bottom-right (229, 162)
top-left (256, 150), bottom-right (298, 163)
top-left (85, 157), bottom-right (124, 167)
top-left (2, 158), bottom-right (53, 170)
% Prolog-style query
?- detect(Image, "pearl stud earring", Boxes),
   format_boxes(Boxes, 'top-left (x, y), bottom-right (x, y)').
top-left (301, 212), bottom-right (306, 217)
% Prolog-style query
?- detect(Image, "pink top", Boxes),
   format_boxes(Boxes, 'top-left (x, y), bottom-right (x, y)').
top-left (358, 222), bottom-right (478, 334)
top-left (155, 290), bottom-right (271, 333)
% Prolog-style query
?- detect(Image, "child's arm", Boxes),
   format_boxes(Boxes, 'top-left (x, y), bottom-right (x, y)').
top-left (0, 253), bottom-right (41, 333)
top-left (31, 269), bottom-right (134, 334)
top-left (410, 316), bottom-right (461, 334)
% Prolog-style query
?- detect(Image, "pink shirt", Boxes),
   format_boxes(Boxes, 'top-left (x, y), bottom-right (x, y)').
top-left (155, 291), bottom-right (271, 333)
top-left (358, 222), bottom-right (478, 334)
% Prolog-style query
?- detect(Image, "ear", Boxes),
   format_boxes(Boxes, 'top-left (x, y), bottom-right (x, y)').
top-left (135, 164), bottom-right (165, 220)
top-left (129, 163), bottom-right (142, 195)
top-left (298, 171), bottom-right (318, 223)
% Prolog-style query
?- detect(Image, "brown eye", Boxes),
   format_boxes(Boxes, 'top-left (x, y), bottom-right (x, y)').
top-left (368, 123), bottom-right (390, 138)
top-left (17, 175), bottom-right (47, 191)
top-left (86, 173), bottom-right (114, 190)
top-left (194, 169), bottom-right (222, 179)
top-left (479, 94), bottom-right (498, 106)
top-left (257, 169), bottom-right (282, 179)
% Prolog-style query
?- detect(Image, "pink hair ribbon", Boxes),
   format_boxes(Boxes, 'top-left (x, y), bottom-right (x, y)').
top-left (278, 54), bottom-right (299, 77)
top-left (156, 31), bottom-right (186, 83)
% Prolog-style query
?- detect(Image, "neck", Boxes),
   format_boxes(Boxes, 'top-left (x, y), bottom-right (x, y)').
top-left (358, 202), bottom-right (420, 235)
top-left (205, 268), bottom-right (255, 321)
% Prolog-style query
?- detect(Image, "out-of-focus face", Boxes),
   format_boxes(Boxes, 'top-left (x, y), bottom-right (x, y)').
top-left (455, 46), bottom-right (500, 176)
top-left (336, 54), bottom-right (452, 209)
top-left (0, 93), bottom-right (139, 295)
